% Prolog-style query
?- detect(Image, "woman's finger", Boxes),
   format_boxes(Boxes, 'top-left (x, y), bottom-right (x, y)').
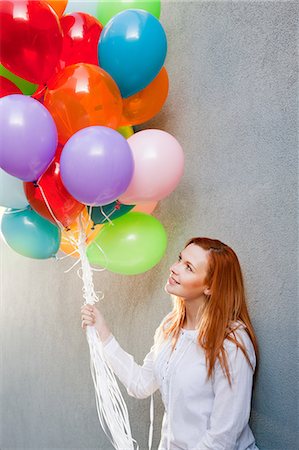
top-left (81, 318), bottom-right (94, 328)
top-left (81, 317), bottom-right (95, 324)
top-left (82, 311), bottom-right (94, 318)
top-left (81, 304), bottom-right (94, 311)
top-left (81, 314), bottom-right (95, 321)
top-left (81, 307), bottom-right (93, 314)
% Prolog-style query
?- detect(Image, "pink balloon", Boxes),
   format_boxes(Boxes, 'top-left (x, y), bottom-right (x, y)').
top-left (119, 130), bottom-right (184, 204)
top-left (132, 201), bottom-right (158, 214)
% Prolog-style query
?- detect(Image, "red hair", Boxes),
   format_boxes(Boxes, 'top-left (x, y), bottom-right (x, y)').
top-left (160, 237), bottom-right (258, 385)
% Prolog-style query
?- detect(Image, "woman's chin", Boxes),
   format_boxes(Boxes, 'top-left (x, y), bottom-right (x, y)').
top-left (164, 282), bottom-right (177, 294)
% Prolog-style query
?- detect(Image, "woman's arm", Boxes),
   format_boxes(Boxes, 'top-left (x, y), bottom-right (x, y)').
top-left (81, 304), bottom-right (160, 399)
top-left (195, 330), bottom-right (256, 450)
top-left (102, 335), bottom-right (159, 399)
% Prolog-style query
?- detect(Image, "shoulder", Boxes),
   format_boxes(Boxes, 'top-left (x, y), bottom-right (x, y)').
top-left (224, 321), bottom-right (256, 369)
top-left (153, 312), bottom-right (172, 346)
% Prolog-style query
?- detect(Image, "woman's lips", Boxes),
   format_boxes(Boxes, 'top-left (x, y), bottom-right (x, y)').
top-left (168, 276), bottom-right (180, 285)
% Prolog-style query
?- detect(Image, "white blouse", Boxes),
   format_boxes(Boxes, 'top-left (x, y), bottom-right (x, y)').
top-left (102, 322), bottom-right (258, 450)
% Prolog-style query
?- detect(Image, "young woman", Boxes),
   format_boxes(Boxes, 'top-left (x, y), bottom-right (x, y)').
top-left (81, 237), bottom-right (259, 450)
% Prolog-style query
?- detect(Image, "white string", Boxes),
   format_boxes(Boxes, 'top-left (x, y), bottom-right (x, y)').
top-left (26, 186), bottom-right (138, 447)
top-left (37, 182), bottom-right (65, 230)
top-left (55, 249), bottom-right (78, 261)
top-left (34, 184), bottom-right (96, 274)
top-left (37, 180), bottom-right (82, 261)
top-left (77, 217), bottom-right (138, 450)
top-left (148, 394), bottom-right (154, 450)
top-left (3, 207), bottom-right (29, 214)
top-left (100, 205), bottom-right (116, 225)
top-left (64, 258), bottom-right (81, 274)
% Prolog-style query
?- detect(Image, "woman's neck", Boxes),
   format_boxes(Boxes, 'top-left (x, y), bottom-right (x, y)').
top-left (182, 294), bottom-right (206, 329)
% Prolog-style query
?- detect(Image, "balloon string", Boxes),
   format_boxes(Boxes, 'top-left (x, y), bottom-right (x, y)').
top-left (86, 205), bottom-right (93, 232)
top-left (100, 206), bottom-right (115, 226)
top-left (35, 184), bottom-right (90, 273)
top-left (37, 182), bottom-right (65, 231)
top-left (78, 214), bottom-right (101, 305)
top-left (34, 185), bottom-right (107, 276)
top-left (93, 241), bottom-right (109, 270)
top-left (61, 235), bottom-right (78, 246)
top-left (77, 220), bottom-right (138, 449)
top-left (3, 207), bottom-right (29, 214)
top-left (90, 266), bottom-right (107, 273)
top-left (64, 257), bottom-right (81, 274)
top-left (84, 205), bottom-right (117, 242)
top-left (55, 249), bottom-right (78, 261)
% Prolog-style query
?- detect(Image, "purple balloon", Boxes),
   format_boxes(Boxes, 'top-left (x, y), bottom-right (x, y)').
top-left (60, 126), bottom-right (134, 206)
top-left (0, 94), bottom-right (58, 181)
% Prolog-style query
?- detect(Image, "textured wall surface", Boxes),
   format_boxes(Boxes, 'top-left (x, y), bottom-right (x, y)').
top-left (1, 1), bottom-right (298, 450)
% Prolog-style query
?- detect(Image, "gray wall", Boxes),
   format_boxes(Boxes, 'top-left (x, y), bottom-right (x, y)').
top-left (1, 1), bottom-right (298, 449)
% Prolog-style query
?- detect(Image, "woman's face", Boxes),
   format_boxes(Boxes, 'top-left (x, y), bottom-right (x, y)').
top-left (165, 244), bottom-right (210, 300)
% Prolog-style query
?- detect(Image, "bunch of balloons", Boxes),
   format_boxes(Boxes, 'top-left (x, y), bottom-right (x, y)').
top-left (0, 0), bottom-right (184, 275)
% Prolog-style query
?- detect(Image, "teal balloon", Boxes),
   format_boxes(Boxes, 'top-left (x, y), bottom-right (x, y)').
top-left (0, 169), bottom-right (29, 209)
top-left (98, 9), bottom-right (167, 98)
top-left (87, 211), bottom-right (167, 275)
top-left (1, 207), bottom-right (61, 259)
top-left (87, 201), bottom-right (135, 225)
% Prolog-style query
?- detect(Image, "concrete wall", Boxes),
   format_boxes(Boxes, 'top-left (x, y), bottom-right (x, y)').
top-left (1, 1), bottom-right (297, 449)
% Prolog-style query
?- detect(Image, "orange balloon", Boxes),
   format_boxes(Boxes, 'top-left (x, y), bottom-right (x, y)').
top-left (120, 67), bottom-right (169, 126)
top-left (44, 63), bottom-right (123, 144)
top-left (60, 209), bottom-right (102, 258)
top-left (46, 0), bottom-right (68, 17)
top-left (132, 201), bottom-right (158, 214)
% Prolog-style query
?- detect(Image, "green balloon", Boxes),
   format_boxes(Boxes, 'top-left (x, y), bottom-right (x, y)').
top-left (1, 207), bottom-right (61, 259)
top-left (96, 0), bottom-right (161, 26)
top-left (87, 211), bottom-right (167, 275)
top-left (0, 65), bottom-right (38, 96)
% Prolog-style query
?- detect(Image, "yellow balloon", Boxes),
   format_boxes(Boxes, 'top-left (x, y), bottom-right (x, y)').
top-left (59, 210), bottom-right (102, 258)
top-left (117, 125), bottom-right (134, 139)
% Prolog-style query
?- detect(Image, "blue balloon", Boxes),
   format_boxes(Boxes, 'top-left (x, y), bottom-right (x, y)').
top-left (0, 169), bottom-right (29, 209)
top-left (1, 207), bottom-right (61, 259)
top-left (98, 9), bottom-right (167, 98)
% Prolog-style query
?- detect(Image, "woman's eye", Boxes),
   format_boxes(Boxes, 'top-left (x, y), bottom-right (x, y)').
top-left (178, 255), bottom-right (192, 271)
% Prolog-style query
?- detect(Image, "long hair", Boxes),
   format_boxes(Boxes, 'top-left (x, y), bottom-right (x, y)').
top-left (159, 237), bottom-right (258, 385)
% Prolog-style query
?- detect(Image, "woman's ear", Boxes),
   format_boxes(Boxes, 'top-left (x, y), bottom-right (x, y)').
top-left (204, 287), bottom-right (211, 296)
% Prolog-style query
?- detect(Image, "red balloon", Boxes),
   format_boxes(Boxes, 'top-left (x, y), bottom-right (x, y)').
top-left (24, 147), bottom-right (84, 228)
top-left (0, 76), bottom-right (22, 97)
top-left (60, 13), bottom-right (103, 68)
top-left (0, 0), bottom-right (63, 84)
top-left (31, 84), bottom-right (47, 103)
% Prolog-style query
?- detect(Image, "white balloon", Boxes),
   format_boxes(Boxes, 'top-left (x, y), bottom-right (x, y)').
top-left (0, 169), bottom-right (29, 209)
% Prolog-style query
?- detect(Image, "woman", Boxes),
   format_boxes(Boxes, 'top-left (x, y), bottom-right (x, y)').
top-left (81, 237), bottom-right (259, 450)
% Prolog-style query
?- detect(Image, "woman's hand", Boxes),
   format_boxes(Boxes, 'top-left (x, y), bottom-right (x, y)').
top-left (81, 304), bottom-right (112, 343)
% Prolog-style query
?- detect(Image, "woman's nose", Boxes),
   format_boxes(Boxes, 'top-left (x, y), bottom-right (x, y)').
top-left (170, 262), bottom-right (179, 274)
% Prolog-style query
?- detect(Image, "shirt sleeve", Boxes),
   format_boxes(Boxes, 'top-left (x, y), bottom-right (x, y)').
top-left (101, 333), bottom-right (160, 400)
top-left (195, 329), bottom-right (256, 450)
